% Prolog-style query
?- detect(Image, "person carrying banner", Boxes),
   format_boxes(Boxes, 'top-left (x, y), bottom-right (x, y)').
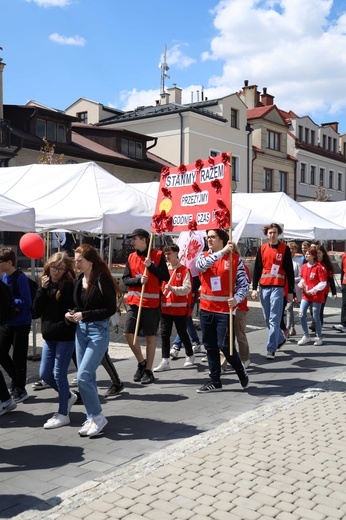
top-left (123, 228), bottom-right (169, 384)
top-left (251, 223), bottom-right (294, 360)
top-left (196, 229), bottom-right (249, 393)
top-left (154, 244), bottom-right (195, 373)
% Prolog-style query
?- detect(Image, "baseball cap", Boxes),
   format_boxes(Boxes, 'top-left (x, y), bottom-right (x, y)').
top-left (127, 228), bottom-right (150, 239)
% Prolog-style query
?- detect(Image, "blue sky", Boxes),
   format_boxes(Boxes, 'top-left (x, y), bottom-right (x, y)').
top-left (2, 0), bottom-right (346, 132)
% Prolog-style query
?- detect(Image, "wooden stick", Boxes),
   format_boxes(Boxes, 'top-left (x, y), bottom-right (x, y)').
top-left (133, 232), bottom-right (154, 346)
top-left (229, 158), bottom-right (234, 356)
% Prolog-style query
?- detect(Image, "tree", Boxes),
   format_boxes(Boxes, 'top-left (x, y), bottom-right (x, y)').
top-left (37, 139), bottom-right (64, 164)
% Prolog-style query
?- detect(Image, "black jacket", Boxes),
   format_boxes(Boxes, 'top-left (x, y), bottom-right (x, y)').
top-left (73, 272), bottom-right (117, 322)
top-left (32, 281), bottom-right (76, 341)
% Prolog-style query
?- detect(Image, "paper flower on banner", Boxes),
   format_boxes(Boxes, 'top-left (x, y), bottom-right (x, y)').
top-left (208, 156), bottom-right (215, 166)
top-left (211, 179), bottom-right (222, 194)
top-left (195, 158), bottom-right (204, 173)
top-left (188, 219), bottom-right (198, 231)
top-left (216, 198), bottom-right (227, 209)
top-left (192, 182), bottom-right (201, 193)
top-left (161, 187), bottom-right (172, 199)
top-left (152, 210), bottom-right (173, 233)
top-left (221, 152), bottom-right (231, 164)
top-left (214, 208), bottom-right (230, 229)
top-left (178, 163), bottom-right (187, 175)
top-left (161, 165), bottom-right (170, 178)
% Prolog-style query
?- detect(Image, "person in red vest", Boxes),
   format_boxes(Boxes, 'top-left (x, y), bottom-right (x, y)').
top-left (154, 244), bottom-right (195, 373)
top-left (196, 229), bottom-right (249, 393)
top-left (123, 229), bottom-right (169, 384)
top-left (334, 251), bottom-right (346, 333)
top-left (251, 223), bottom-right (294, 360)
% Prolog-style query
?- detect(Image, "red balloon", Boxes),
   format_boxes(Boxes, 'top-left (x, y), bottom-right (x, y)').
top-left (19, 233), bottom-right (45, 259)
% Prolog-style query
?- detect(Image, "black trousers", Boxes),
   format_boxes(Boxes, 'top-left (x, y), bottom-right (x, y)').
top-left (0, 324), bottom-right (31, 391)
top-left (160, 314), bottom-right (193, 358)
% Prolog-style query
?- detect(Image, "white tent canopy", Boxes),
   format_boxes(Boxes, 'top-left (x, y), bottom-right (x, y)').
top-left (232, 192), bottom-right (346, 240)
top-left (300, 200), bottom-right (346, 230)
top-left (0, 194), bottom-right (35, 232)
top-left (0, 162), bottom-right (156, 234)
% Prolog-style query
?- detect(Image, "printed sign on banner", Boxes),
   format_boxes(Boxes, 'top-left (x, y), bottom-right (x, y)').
top-left (151, 154), bottom-right (231, 233)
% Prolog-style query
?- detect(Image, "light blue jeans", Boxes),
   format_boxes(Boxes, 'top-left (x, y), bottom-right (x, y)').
top-left (299, 299), bottom-right (322, 338)
top-left (76, 320), bottom-right (109, 419)
top-left (40, 340), bottom-right (75, 415)
top-left (260, 286), bottom-right (285, 353)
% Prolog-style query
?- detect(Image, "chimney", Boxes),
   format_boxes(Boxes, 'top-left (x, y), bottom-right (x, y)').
top-left (160, 92), bottom-right (170, 105)
top-left (167, 85), bottom-right (182, 104)
top-left (261, 87), bottom-right (275, 106)
top-left (241, 80), bottom-right (260, 108)
top-left (321, 122), bottom-right (339, 133)
top-left (0, 56), bottom-right (5, 119)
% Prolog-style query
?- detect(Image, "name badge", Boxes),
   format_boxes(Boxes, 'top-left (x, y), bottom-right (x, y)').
top-left (271, 264), bottom-right (279, 276)
top-left (135, 273), bottom-right (142, 279)
top-left (210, 276), bottom-right (221, 292)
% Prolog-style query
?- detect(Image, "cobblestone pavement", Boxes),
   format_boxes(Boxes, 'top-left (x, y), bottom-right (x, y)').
top-left (1, 294), bottom-right (346, 519)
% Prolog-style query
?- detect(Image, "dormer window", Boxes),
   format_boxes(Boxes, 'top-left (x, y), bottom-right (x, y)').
top-left (36, 118), bottom-right (67, 143)
top-left (120, 138), bottom-right (143, 159)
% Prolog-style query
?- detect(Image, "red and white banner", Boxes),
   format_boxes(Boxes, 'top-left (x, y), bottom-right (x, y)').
top-left (151, 154), bottom-right (232, 233)
top-left (176, 231), bottom-right (205, 277)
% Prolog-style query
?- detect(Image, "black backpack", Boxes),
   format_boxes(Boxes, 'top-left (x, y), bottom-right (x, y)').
top-left (0, 279), bottom-right (16, 325)
top-left (11, 270), bottom-right (38, 311)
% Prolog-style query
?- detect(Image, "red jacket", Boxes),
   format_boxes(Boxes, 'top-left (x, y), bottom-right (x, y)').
top-left (259, 242), bottom-right (287, 287)
top-left (300, 262), bottom-right (328, 304)
top-left (199, 253), bottom-right (239, 313)
top-left (161, 264), bottom-right (192, 316)
top-left (126, 250), bottom-right (163, 308)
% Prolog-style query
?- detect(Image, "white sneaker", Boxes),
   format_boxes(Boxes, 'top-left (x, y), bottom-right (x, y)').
top-left (184, 355), bottom-right (195, 367)
top-left (68, 392), bottom-right (78, 414)
top-left (86, 414), bottom-right (108, 437)
top-left (334, 324), bottom-right (346, 333)
top-left (201, 356), bottom-right (208, 362)
top-left (0, 398), bottom-right (17, 416)
top-left (170, 345), bottom-right (180, 359)
top-left (153, 360), bottom-right (170, 372)
top-left (243, 360), bottom-right (251, 369)
top-left (314, 337), bottom-right (323, 346)
top-left (192, 343), bottom-right (203, 353)
top-left (78, 419), bottom-right (93, 436)
top-left (44, 413), bottom-right (70, 429)
top-left (70, 377), bottom-right (78, 387)
top-left (298, 335), bottom-right (311, 346)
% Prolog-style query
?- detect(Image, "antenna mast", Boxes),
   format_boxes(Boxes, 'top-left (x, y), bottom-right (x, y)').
top-left (159, 44), bottom-right (170, 94)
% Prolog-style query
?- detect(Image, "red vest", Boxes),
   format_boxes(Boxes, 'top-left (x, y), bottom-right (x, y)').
top-left (161, 264), bottom-right (192, 316)
top-left (199, 252), bottom-right (239, 314)
top-left (259, 242), bottom-right (287, 287)
top-left (342, 253), bottom-right (346, 285)
top-left (126, 250), bottom-right (163, 308)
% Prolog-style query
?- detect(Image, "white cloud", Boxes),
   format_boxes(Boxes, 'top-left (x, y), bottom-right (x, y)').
top-left (165, 44), bottom-right (196, 69)
top-left (118, 88), bottom-right (160, 111)
top-left (25, 0), bottom-right (71, 6)
top-left (49, 33), bottom-right (86, 46)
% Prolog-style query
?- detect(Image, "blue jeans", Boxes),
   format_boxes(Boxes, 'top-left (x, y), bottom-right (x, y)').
top-left (76, 320), bottom-right (109, 418)
top-left (199, 309), bottom-right (244, 383)
top-left (260, 286), bottom-right (285, 353)
top-left (40, 340), bottom-right (75, 415)
top-left (299, 299), bottom-right (322, 337)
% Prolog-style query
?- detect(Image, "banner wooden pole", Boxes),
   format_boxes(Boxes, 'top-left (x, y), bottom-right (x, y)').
top-left (229, 159), bottom-right (234, 356)
top-left (133, 232), bottom-right (155, 346)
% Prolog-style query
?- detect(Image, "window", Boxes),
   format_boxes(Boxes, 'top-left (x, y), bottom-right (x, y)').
top-left (328, 136), bottom-right (332, 151)
top-left (279, 171), bottom-right (288, 193)
top-left (298, 125), bottom-right (303, 141)
top-left (36, 119), bottom-right (46, 138)
top-left (338, 172), bottom-right (342, 191)
top-left (35, 119), bottom-right (67, 143)
top-left (311, 130), bottom-right (315, 145)
top-left (120, 138), bottom-right (143, 159)
top-left (57, 124), bottom-right (66, 143)
top-left (300, 163), bottom-right (307, 183)
top-left (77, 111), bottom-right (88, 124)
top-left (344, 143), bottom-right (346, 156)
top-left (310, 165), bottom-right (316, 185)
top-left (328, 170), bottom-right (334, 189)
top-left (319, 168), bottom-right (325, 186)
top-left (232, 156), bottom-right (239, 182)
top-left (263, 168), bottom-right (273, 191)
top-left (333, 138), bottom-right (337, 153)
top-left (322, 135), bottom-right (326, 149)
top-left (230, 108), bottom-right (239, 128)
top-left (46, 121), bottom-right (56, 141)
top-left (209, 149), bottom-right (221, 157)
top-left (305, 128), bottom-right (309, 143)
top-left (266, 130), bottom-right (280, 151)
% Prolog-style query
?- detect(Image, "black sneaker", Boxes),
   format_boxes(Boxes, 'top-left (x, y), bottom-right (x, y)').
top-left (196, 380), bottom-right (222, 393)
top-left (104, 382), bottom-right (124, 397)
top-left (133, 360), bottom-right (146, 382)
top-left (141, 370), bottom-right (155, 385)
top-left (240, 372), bottom-right (249, 389)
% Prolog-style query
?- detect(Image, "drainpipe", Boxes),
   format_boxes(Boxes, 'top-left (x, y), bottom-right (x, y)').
top-left (179, 112), bottom-right (184, 164)
top-left (146, 137), bottom-right (158, 151)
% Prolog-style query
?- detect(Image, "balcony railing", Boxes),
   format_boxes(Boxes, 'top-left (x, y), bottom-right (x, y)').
top-left (0, 119), bottom-right (11, 148)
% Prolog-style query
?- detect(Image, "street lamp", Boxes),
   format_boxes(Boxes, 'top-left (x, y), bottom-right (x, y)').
top-left (246, 123), bottom-right (254, 193)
